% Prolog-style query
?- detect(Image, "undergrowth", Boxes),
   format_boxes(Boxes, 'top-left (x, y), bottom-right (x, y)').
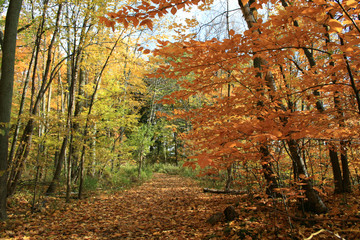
top-left (150, 162), bottom-right (232, 190)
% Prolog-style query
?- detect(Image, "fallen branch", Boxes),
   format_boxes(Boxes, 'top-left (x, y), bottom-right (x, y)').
top-left (203, 188), bottom-right (246, 195)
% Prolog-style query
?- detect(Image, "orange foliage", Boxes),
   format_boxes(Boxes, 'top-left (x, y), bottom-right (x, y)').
top-left (99, 0), bottom-right (213, 30)
top-left (149, 0), bottom-right (360, 172)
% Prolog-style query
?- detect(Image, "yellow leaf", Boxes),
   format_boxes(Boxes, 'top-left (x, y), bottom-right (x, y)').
top-left (345, 0), bottom-right (358, 7)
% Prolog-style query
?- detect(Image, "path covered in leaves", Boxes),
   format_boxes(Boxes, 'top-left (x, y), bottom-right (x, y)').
top-left (3, 173), bottom-right (360, 239)
top-left (1, 174), bottom-right (239, 239)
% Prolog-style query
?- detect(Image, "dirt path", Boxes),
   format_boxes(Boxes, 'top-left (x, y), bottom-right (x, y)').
top-left (2, 174), bottom-right (239, 239)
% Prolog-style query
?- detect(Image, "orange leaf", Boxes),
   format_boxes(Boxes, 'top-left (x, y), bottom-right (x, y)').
top-left (328, 19), bottom-right (343, 33)
top-left (171, 7), bottom-right (177, 15)
top-left (241, 0), bottom-right (250, 5)
top-left (132, 17), bottom-right (139, 27)
top-left (299, 174), bottom-right (306, 179)
top-left (198, 157), bottom-right (211, 169)
top-left (140, 19), bottom-right (153, 30)
top-left (183, 161), bottom-right (196, 170)
top-left (224, 141), bottom-right (237, 148)
top-left (123, 19), bottom-right (129, 29)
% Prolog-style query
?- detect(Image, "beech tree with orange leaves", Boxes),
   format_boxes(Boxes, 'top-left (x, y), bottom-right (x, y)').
top-left (102, 0), bottom-right (360, 213)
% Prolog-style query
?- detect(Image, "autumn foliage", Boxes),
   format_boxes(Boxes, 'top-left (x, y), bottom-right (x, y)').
top-left (148, 0), bottom-right (360, 212)
top-left (1, 0), bottom-right (360, 238)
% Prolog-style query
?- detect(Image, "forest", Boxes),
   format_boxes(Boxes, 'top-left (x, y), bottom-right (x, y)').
top-left (0, 0), bottom-right (360, 239)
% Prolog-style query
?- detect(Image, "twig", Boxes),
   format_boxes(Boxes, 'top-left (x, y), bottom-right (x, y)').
top-left (304, 229), bottom-right (345, 240)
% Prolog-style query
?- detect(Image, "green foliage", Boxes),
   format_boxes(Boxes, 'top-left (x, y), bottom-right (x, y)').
top-left (83, 176), bottom-right (99, 192)
top-left (152, 163), bottom-right (181, 175)
top-left (101, 163), bottom-right (153, 191)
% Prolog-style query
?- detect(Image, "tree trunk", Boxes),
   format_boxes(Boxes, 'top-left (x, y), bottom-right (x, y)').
top-left (259, 146), bottom-right (279, 196)
top-left (6, 3), bottom-right (62, 196)
top-left (77, 34), bottom-right (121, 198)
top-left (138, 153), bottom-right (143, 179)
top-left (237, 0), bottom-right (280, 196)
top-left (329, 147), bottom-right (343, 194)
top-left (46, 2), bottom-right (90, 196)
top-left (174, 132), bottom-right (178, 166)
top-left (78, 149), bottom-right (85, 199)
top-left (340, 142), bottom-right (351, 193)
top-left (0, 0), bottom-right (23, 221)
top-left (225, 164), bottom-right (232, 191)
top-left (288, 140), bottom-right (328, 213)
top-left (8, 55), bottom-right (34, 166)
top-left (46, 137), bottom-right (67, 195)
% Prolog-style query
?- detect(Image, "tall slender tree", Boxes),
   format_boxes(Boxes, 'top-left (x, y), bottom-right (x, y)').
top-left (0, 0), bottom-right (23, 221)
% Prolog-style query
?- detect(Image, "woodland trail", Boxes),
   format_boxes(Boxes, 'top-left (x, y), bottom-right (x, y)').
top-left (2, 174), bottom-right (240, 239)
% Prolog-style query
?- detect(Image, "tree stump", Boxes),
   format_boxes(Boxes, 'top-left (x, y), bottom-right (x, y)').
top-left (224, 205), bottom-right (239, 222)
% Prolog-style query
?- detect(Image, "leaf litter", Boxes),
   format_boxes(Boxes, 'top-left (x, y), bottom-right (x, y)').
top-left (1, 173), bottom-right (360, 239)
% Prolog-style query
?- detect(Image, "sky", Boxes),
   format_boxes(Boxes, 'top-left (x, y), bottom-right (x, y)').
top-left (175, 0), bottom-right (248, 40)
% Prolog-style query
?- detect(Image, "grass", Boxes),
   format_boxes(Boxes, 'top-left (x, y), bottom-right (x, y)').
top-left (10, 161), bottom-right (227, 208)
top-left (99, 163), bottom-right (153, 192)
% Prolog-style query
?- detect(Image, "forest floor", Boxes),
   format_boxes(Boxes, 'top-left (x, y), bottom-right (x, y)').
top-left (1, 173), bottom-right (360, 239)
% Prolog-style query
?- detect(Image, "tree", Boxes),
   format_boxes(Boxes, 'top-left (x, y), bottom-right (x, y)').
top-left (0, 0), bottom-right (23, 221)
top-left (141, 0), bottom-right (360, 213)
top-left (7, 1), bottom-right (63, 197)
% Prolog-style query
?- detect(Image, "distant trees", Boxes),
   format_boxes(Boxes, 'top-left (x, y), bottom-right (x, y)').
top-left (0, 0), bottom-right (183, 220)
